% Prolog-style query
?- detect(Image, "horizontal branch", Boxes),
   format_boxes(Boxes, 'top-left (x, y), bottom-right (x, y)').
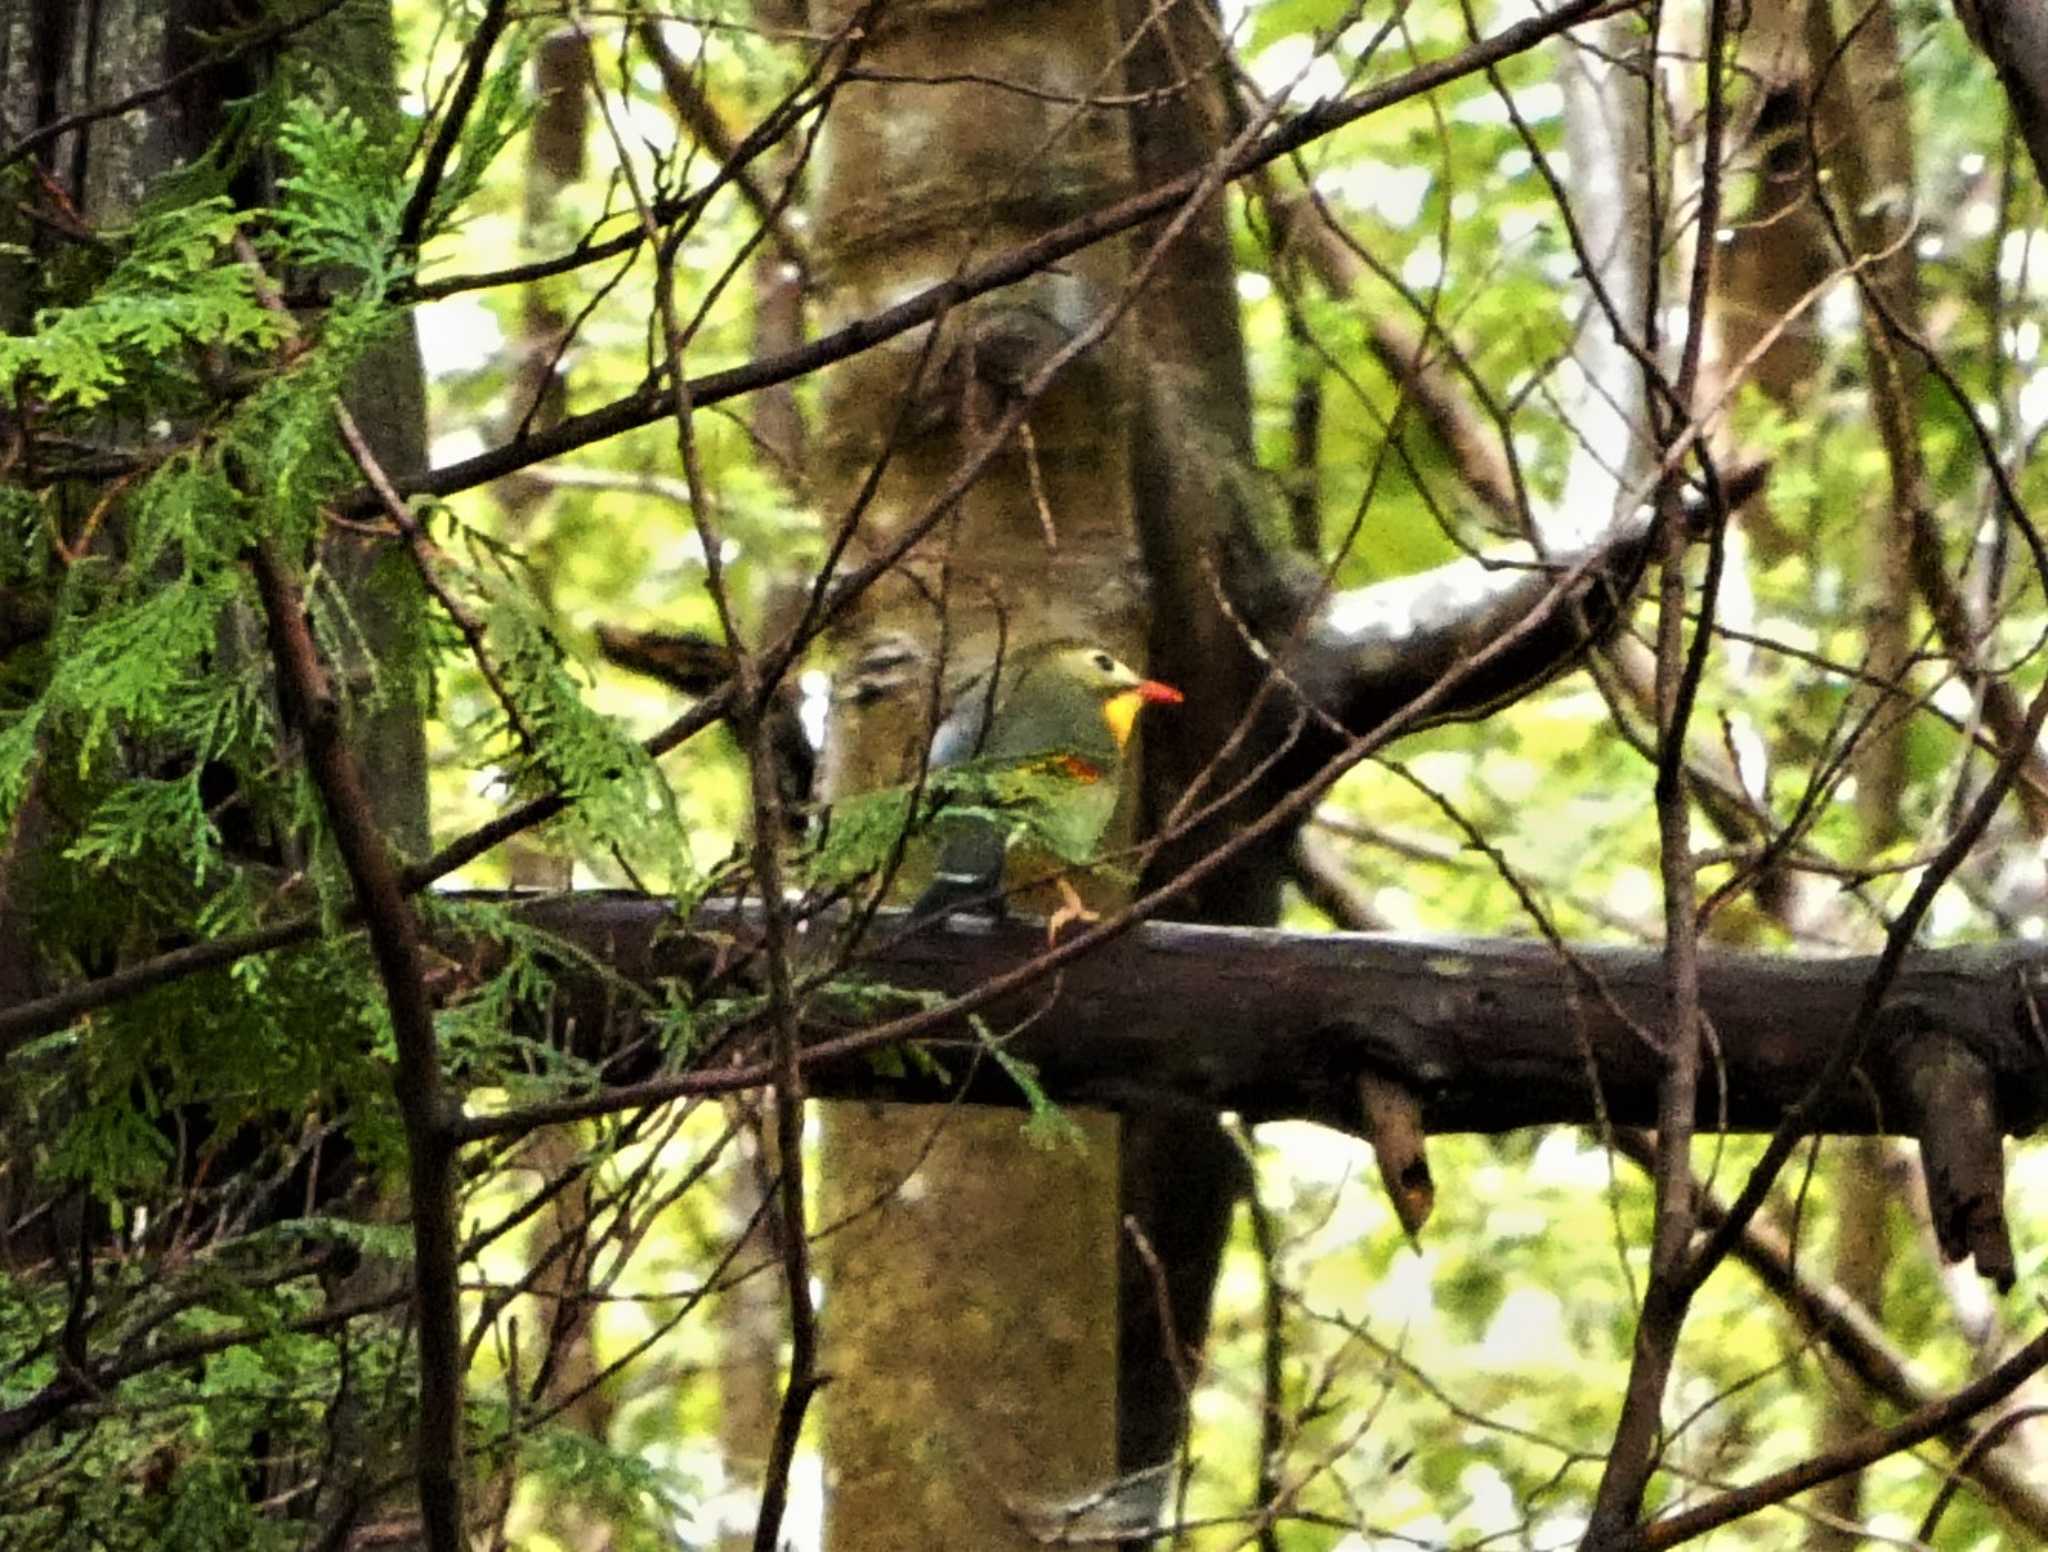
top-left (463, 894), bottom-right (2048, 1146)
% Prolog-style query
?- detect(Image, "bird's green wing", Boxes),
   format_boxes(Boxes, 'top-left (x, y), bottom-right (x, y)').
top-left (802, 751), bottom-right (1116, 894)
top-left (800, 783), bottom-right (925, 888)
top-left (979, 753), bottom-right (1118, 865)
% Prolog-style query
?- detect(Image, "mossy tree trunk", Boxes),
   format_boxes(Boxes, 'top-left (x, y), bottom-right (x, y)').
top-left (806, 2), bottom-right (1145, 1545)
top-left (801, 3), bottom-right (1311, 1537)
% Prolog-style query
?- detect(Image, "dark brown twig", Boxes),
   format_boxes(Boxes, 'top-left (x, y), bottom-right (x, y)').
top-left (331, 404), bottom-right (542, 758)
top-left (1916, 1403), bottom-right (2048, 1543)
top-left (1235, 1126), bottom-right (1286, 1552)
top-left (246, 540), bottom-right (466, 1552)
top-left (635, 20), bottom-right (808, 273)
top-left (1611, 1131), bottom-right (2048, 1537)
top-left (1625, 1325), bottom-right (2048, 1550)
top-left (1584, 0), bottom-right (1733, 1537)
top-left (586, 41), bottom-right (834, 1539)
top-left (398, 0), bottom-right (515, 250)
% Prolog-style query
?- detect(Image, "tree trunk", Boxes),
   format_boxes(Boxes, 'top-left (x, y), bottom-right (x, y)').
top-left (1117, 0), bottom-right (1274, 1508)
top-left (806, 3), bottom-right (1141, 1544)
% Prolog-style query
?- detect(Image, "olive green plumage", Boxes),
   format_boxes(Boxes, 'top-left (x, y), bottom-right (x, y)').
top-left (912, 641), bottom-right (1181, 921)
top-left (799, 642), bottom-right (1181, 920)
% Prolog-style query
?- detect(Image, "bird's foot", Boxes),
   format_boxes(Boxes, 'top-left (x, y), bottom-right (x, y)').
top-left (1045, 876), bottom-right (1100, 944)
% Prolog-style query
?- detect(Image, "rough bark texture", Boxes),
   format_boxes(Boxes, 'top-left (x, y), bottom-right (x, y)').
top-left (0, 0), bottom-right (174, 1289)
top-left (815, 1103), bottom-right (1120, 1542)
top-left (479, 895), bottom-right (2048, 1154)
top-left (0, 0), bottom-right (184, 1023)
top-left (805, 3), bottom-right (1138, 1544)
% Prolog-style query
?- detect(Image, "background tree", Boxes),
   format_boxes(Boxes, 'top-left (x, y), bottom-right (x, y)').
top-left (1, 0), bottom-right (442, 1541)
top-left (6, 3), bottom-right (2048, 1552)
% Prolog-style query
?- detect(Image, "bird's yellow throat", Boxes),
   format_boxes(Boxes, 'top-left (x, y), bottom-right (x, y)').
top-left (1102, 680), bottom-right (1183, 748)
top-left (1103, 690), bottom-right (1144, 749)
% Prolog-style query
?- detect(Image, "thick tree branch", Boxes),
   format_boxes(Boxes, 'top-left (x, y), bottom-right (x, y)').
top-left (1305, 466), bottom-right (1761, 739)
top-left (444, 895), bottom-right (2048, 1154)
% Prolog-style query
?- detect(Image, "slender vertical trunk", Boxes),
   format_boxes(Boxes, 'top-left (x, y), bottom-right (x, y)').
top-left (1116, 3), bottom-right (1268, 1523)
top-left (1809, 2), bottom-right (1929, 1541)
top-left (806, 5), bottom-right (1139, 1545)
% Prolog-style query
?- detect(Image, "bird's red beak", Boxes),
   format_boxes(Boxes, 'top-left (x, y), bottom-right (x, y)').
top-left (1137, 679), bottom-right (1183, 705)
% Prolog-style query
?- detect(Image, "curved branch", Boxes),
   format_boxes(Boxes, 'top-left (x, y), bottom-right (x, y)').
top-left (1307, 467), bottom-right (1765, 739)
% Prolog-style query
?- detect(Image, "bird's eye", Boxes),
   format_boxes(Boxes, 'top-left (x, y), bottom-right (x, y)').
top-left (1092, 651), bottom-right (1115, 673)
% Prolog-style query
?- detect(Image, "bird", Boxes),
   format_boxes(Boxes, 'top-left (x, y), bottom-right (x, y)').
top-left (911, 640), bottom-right (1182, 937)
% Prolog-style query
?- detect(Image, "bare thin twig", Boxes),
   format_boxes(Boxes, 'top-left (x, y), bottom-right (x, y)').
top-left (1584, 0), bottom-right (1733, 1538)
top-left (247, 540), bottom-right (466, 1552)
top-left (1626, 1324), bottom-right (2048, 1551)
top-left (341, 0), bottom-right (1625, 518)
top-left (398, 0), bottom-right (515, 249)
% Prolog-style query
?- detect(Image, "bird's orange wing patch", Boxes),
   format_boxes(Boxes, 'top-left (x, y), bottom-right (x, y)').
top-left (1023, 751), bottom-right (1104, 783)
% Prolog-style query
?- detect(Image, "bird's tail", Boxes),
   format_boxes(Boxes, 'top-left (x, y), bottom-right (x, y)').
top-left (911, 818), bottom-right (1007, 921)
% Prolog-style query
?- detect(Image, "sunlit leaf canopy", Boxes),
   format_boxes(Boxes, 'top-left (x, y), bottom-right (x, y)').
top-left (400, 3), bottom-right (2042, 929)
top-left (4, 0), bottom-right (2048, 1546)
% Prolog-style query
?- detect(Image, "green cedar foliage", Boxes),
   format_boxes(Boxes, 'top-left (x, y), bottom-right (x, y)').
top-left (0, 20), bottom-right (970, 1534)
top-left (0, 32), bottom-right (707, 1543)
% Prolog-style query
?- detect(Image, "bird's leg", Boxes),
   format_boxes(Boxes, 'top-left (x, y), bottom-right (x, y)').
top-left (1045, 875), bottom-right (1100, 944)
